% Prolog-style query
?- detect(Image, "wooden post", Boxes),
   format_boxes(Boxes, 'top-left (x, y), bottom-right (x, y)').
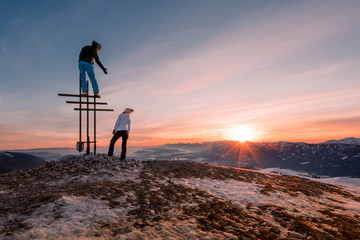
top-left (79, 73), bottom-right (82, 151)
top-left (58, 80), bottom-right (113, 155)
top-left (94, 94), bottom-right (97, 154)
top-left (86, 81), bottom-right (90, 155)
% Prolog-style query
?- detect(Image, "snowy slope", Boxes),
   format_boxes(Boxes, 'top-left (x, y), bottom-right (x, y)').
top-left (0, 151), bottom-right (44, 173)
top-left (261, 167), bottom-right (360, 195)
top-left (323, 137), bottom-right (360, 145)
top-left (0, 156), bottom-right (359, 239)
top-left (315, 177), bottom-right (360, 195)
top-left (0, 151), bottom-right (13, 157)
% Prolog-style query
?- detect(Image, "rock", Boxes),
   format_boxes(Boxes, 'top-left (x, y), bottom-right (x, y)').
top-left (288, 232), bottom-right (306, 239)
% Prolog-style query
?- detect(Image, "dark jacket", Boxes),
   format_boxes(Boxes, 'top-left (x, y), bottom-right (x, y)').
top-left (78, 41), bottom-right (106, 71)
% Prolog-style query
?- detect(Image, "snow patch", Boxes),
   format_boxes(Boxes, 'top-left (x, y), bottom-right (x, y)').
top-left (260, 168), bottom-right (360, 195)
top-left (175, 177), bottom-right (360, 220)
top-left (314, 177), bottom-right (360, 195)
top-left (0, 151), bottom-right (14, 157)
top-left (15, 196), bottom-right (131, 239)
top-left (260, 168), bottom-right (311, 177)
top-left (12, 194), bottom-right (238, 239)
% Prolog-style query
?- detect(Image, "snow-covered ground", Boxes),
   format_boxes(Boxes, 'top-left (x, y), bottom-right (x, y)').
top-left (175, 177), bottom-right (360, 239)
top-left (1, 158), bottom-right (359, 239)
top-left (261, 167), bottom-right (360, 195)
top-left (14, 195), bottom-right (227, 240)
top-left (260, 167), bottom-right (312, 177)
top-left (0, 151), bottom-right (14, 157)
top-left (16, 196), bottom-right (130, 239)
top-left (315, 177), bottom-right (360, 195)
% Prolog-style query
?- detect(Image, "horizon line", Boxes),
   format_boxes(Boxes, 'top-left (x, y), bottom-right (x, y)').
top-left (3, 136), bottom-right (359, 151)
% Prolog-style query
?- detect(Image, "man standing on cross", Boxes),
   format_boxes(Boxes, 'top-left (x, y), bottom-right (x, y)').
top-left (78, 40), bottom-right (108, 97)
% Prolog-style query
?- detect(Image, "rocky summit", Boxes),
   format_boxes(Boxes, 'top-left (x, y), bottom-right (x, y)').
top-left (0, 155), bottom-right (359, 239)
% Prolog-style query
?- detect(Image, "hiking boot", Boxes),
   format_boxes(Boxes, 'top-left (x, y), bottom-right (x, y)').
top-left (81, 91), bottom-right (88, 96)
top-left (94, 92), bottom-right (101, 97)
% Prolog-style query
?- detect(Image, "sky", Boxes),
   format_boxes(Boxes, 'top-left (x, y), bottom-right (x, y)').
top-left (1, 0), bottom-right (360, 150)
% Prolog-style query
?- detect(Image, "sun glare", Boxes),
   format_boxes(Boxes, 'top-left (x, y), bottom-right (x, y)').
top-left (227, 126), bottom-right (257, 142)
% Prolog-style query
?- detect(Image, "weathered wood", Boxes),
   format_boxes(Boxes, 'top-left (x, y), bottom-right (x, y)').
top-left (66, 101), bottom-right (107, 105)
top-left (73, 108), bottom-right (114, 111)
top-left (58, 80), bottom-right (112, 155)
top-left (58, 93), bottom-right (100, 98)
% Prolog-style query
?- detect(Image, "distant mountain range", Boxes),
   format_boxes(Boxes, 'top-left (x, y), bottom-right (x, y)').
top-left (322, 137), bottom-right (360, 145)
top-left (2, 137), bottom-right (359, 176)
top-left (0, 151), bottom-right (44, 174)
top-left (134, 137), bottom-right (360, 177)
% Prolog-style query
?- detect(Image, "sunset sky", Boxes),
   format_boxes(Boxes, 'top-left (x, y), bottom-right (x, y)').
top-left (1, 0), bottom-right (360, 150)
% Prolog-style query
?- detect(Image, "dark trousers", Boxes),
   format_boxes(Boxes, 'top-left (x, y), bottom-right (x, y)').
top-left (108, 130), bottom-right (128, 159)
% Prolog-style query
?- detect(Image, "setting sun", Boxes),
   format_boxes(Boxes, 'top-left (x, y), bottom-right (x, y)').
top-left (227, 126), bottom-right (257, 142)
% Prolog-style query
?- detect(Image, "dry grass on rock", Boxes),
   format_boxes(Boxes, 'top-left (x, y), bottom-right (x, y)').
top-left (0, 158), bottom-right (359, 239)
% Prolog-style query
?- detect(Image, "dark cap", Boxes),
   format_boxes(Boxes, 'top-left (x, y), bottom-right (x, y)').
top-left (92, 41), bottom-right (102, 50)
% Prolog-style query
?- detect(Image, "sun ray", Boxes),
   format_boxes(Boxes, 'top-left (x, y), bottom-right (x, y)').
top-left (216, 141), bottom-right (266, 169)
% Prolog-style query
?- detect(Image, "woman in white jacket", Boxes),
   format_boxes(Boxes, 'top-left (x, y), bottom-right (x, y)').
top-left (108, 108), bottom-right (134, 160)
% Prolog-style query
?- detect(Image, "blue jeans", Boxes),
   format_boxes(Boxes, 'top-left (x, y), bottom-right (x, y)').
top-left (78, 61), bottom-right (99, 93)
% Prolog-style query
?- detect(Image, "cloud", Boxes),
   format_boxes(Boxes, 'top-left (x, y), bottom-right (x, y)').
top-left (0, 124), bottom-right (75, 150)
top-left (3, 1), bottom-right (360, 149)
top-left (307, 116), bottom-right (360, 128)
top-left (105, 0), bottom-right (359, 99)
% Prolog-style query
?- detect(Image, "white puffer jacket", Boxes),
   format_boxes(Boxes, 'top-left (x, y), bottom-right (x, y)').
top-left (113, 113), bottom-right (131, 133)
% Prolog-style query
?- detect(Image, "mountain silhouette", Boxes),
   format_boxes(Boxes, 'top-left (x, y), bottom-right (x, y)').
top-left (136, 140), bottom-right (360, 177)
top-left (0, 151), bottom-right (44, 174)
